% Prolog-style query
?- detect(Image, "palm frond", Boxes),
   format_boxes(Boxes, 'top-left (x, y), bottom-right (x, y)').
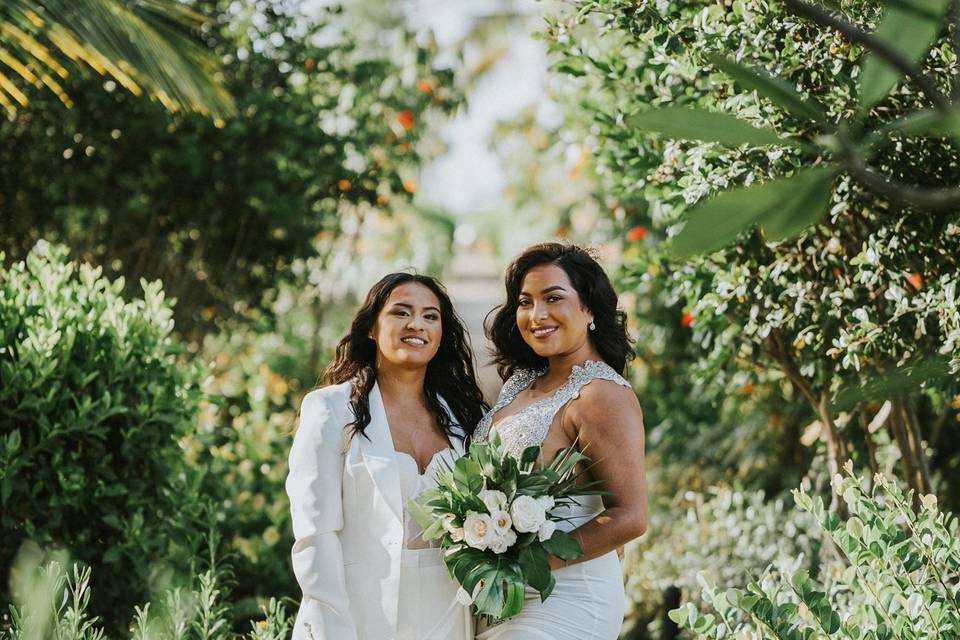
top-left (0, 0), bottom-right (234, 118)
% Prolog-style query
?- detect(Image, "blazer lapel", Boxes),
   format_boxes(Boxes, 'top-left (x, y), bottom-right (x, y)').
top-left (360, 382), bottom-right (403, 524)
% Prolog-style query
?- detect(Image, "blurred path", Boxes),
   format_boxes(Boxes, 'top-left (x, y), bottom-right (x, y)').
top-left (446, 245), bottom-right (503, 404)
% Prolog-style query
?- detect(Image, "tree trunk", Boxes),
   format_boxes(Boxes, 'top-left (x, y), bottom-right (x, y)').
top-left (903, 400), bottom-right (933, 495)
top-left (817, 395), bottom-right (849, 514)
top-left (890, 398), bottom-right (922, 509)
top-left (859, 409), bottom-right (879, 486)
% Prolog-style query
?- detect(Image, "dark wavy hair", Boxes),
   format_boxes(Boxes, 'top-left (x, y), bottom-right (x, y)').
top-left (323, 272), bottom-right (488, 441)
top-left (486, 242), bottom-right (634, 380)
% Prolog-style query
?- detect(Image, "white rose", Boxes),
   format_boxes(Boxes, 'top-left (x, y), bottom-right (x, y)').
top-left (489, 528), bottom-right (518, 554)
top-left (510, 495), bottom-right (546, 533)
top-left (489, 509), bottom-right (512, 536)
top-left (537, 519), bottom-right (556, 542)
top-left (463, 512), bottom-right (495, 550)
top-left (536, 495), bottom-right (555, 512)
top-left (441, 514), bottom-right (465, 542)
top-left (479, 489), bottom-right (508, 513)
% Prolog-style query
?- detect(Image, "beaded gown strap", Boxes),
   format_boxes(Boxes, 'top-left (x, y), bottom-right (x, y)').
top-left (474, 368), bottom-right (541, 441)
top-left (477, 360), bottom-right (632, 460)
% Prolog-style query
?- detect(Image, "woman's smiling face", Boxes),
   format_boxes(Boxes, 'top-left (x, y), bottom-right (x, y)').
top-left (515, 264), bottom-right (594, 359)
top-left (370, 282), bottom-right (442, 368)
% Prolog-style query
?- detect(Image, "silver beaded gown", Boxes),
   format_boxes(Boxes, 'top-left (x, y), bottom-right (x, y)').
top-left (473, 360), bottom-right (631, 640)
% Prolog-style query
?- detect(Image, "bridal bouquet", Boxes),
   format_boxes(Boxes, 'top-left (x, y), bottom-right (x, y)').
top-left (408, 434), bottom-right (604, 619)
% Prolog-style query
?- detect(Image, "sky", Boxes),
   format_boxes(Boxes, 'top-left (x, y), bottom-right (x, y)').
top-left (404, 0), bottom-right (559, 218)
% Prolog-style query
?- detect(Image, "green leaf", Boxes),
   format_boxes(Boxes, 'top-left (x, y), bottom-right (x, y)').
top-left (453, 456), bottom-right (484, 494)
top-left (407, 497), bottom-right (435, 530)
top-left (670, 165), bottom-right (838, 257)
top-left (876, 107), bottom-right (960, 145)
top-left (708, 54), bottom-right (828, 124)
top-left (627, 107), bottom-right (793, 147)
top-left (758, 168), bottom-right (836, 241)
top-left (518, 544), bottom-right (552, 597)
top-left (667, 607), bottom-right (687, 625)
top-left (500, 577), bottom-right (526, 619)
top-left (520, 445), bottom-right (541, 467)
top-left (832, 355), bottom-right (952, 411)
top-left (859, 0), bottom-right (951, 109)
top-left (541, 531), bottom-right (583, 560)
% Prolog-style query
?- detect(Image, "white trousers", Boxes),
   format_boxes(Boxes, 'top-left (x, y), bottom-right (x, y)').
top-left (397, 548), bottom-right (472, 640)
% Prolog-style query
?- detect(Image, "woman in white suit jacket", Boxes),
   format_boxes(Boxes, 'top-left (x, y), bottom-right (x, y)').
top-left (286, 273), bottom-right (488, 640)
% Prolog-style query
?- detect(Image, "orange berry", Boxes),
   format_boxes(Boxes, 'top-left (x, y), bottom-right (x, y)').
top-left (626, 225), bottom-right (648, 241)
top-left (397, 110), bottom-right (415, 130)
top-left (338, 179), bottom-right (351, 191)
top-left (681, 311), bottom-right (694, 327)
top-left (304, 57), bottom-right (315, 70)
top-left (907, 272), bottom-right (923, 289)
top-left (417, 79), bottom-right (434, 93)
top-left (740, 382), bottom-right (755, 395)
top-left (403, 179), bottom-right (417, 194)
top-left (377, 194), bottom-right (389, 206)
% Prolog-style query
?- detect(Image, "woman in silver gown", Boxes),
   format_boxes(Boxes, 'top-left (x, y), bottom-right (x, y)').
top-left (475, 243), bottom-right (648, 640)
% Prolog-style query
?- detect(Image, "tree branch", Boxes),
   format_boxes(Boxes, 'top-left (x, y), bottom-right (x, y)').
top-left (843, 147), bottom-right (960, 209)
top-left (951, 0), bottom-right (960, 99)
top-left (782, 0), bottom-right (950, 109)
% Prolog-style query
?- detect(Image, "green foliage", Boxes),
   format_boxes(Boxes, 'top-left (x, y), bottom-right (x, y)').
top-left (0, 0), bottom-right (233, 117)
top-left (4, 543), bottom-right (292, 640)
top-left (544, 0), bottom-right (960, 512)
top-left (1, 0), bottom-right (462, 337)
top-left (623, 486), bottom-right (821, 638)
top-left (0, 243), bottom-right (204, 631)
top-left (670, 467), bottom-right (960, 639)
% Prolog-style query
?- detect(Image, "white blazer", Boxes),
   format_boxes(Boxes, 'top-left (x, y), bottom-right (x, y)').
top-left (286, 381), bottom-right (466, 640)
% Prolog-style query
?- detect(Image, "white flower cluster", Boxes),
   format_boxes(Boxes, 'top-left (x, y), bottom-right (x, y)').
top-left (454, 489), bottom-right (557, 553)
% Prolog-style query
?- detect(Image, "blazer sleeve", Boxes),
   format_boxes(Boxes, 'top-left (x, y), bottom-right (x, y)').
top-left (286, 390), bottom-right (358, 640)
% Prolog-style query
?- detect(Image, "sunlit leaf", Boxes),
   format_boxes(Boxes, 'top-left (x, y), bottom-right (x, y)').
top-left (859, 0), bottom-right (951, 109)
top-left (708, 53), bottom-right (828, 124)
top-left (877, 106), bottom-right (960, 141)
top-left (832, 355), bottom-right (952, 411)
top-left (627, 107), bottom-right (794, 147)
top-left (0, 0), bottom-right (234, 116)
top-left (670, 165), bottom-right (838, 257)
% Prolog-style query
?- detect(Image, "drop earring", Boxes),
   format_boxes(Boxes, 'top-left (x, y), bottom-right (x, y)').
top-left (589, 320), bottom-right (596, 331)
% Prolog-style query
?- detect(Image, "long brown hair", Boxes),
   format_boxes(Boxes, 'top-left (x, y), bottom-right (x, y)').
top-left (324, 273), bottom-right (488, 440)
top-left (486, 243), bottom-right (634, 380)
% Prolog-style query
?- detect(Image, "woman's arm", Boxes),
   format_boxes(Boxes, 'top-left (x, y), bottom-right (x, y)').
top-left (549, 381), bottom-right (648, 570)
top-left (286, 390), bottom-right (358, 640)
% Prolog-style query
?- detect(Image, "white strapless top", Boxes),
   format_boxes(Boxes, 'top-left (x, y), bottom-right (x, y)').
top-left (397, 448), bottom-right (456, 549)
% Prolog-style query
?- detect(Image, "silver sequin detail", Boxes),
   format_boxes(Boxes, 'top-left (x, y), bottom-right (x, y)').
top-left (474, 360), bottom-right (631, 460)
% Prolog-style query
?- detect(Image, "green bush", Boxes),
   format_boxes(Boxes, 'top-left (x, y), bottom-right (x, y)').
top-left (543, 0), bottom-right (960, 511)
top-left (0, 242), bottom-right (204, 631)
top-left (670, 467), bottom-right (960, 639)
top-left (623, 485), bottom-right (821, 638)
top-left (4, 541), bottom-right (291, 640)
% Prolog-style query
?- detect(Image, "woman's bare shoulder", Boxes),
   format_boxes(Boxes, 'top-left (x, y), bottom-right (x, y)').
top-left (569, 377), bottom-right (643, 428)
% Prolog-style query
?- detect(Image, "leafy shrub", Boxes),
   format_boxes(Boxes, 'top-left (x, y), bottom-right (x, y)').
top-left (670, 466), bottom-right (960, 639)
top-left (4, 542), bottom-right (291, 640)
top-left (0, 242), bottom-right (203, 631)
top-left (623, 486), bottom-right (821, 638)
top-left (543, 0), bottom-right (960, 511)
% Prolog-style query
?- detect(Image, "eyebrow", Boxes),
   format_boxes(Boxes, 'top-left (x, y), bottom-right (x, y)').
top-left (391, 302), bottom-right (441, 313)
top-left (519, 285), bottom-right (568, 296)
